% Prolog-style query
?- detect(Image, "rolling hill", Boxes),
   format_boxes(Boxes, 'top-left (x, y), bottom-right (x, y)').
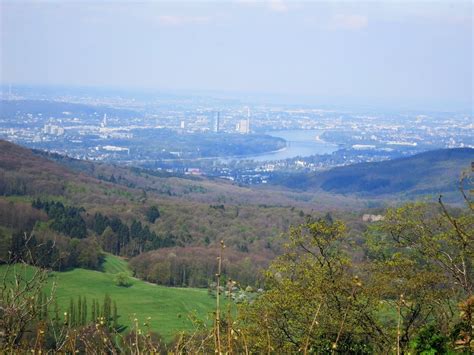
top-left (269, 148), bottom-right (473, 201)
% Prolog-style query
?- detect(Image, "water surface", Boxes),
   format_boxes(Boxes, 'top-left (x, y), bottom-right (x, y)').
top-left (236, 129), bottom-right (338, 162)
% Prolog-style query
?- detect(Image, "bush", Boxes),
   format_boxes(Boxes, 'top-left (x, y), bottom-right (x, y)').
top-left (411, 323), bottom-right (448, 354)
top-left (114, 272), bottom-right (132, 287)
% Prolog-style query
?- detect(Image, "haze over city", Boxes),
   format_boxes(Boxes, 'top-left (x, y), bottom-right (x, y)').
top-left (1, 0), bottom-right (472, 110)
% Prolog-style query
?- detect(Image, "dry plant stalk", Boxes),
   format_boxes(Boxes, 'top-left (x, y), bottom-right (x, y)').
top-left (0, 233), bottom-right (56, 352)
top-left (331, 276), bottom-right (360, 354)
top-left (302, 301), bottom-right (323, 355)
top-left (396, 294), bottom-right (405, 355)
top-left (214, 239), bottom-right (225, 354)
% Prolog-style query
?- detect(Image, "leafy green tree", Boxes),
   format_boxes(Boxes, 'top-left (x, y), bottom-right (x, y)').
top-left (114, 272), bottom-right (132, 287)
top-left (375, 200), bottom-right (473, 294)
top-left (410, 323), bottom-right (448, 354)
top-left (241, 218), bottom-right (382, 353)
top-left (365, 197), bottom-right (473, 352)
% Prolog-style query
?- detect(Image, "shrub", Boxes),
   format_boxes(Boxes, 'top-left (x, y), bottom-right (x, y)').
top-left (114, 272), bottom-right (132, 287)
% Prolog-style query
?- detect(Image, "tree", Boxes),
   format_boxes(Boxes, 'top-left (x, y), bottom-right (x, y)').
top-left (91, 298), bottom-right (96, 322)
top-left (365, 197), bottom-right (474, 352)
top-left (149, 260), bottom-right (171, 285)
top-left (77, 296), bottom-right (82, 325)
top-left (375, 200), bottom-right (473, 294)
top-left (100, 226), bottom-right (118, 255)
top-left (241, 218), bottom-right (381, 353)
top-left (410, 323), bottom-right (448, 354)
top-left (102, 294), bottom-right (112, 328)
top-left (82, 296), bottom-right (87, 326)
top-left (69, 297), bottom-right (76, 327)
top-left (114, 272), bottom-right (132, 287)
top-left (92, 212), bottom-right (109, 235)
top-left (146, 206), bottom-right (160, 223)
top-left (112, 301), bottom-right (118, 330)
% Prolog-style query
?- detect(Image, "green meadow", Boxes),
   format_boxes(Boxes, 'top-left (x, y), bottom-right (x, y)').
top-left (1, 255), bottom-right (216, 341)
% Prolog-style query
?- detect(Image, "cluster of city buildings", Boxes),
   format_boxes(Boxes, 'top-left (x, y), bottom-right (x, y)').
top-left (43, 124), bottom-right (65, 136)
top-left (1, 89), bottom-right (472, 178)
top-left (179, 108), bottom-right (251, 134)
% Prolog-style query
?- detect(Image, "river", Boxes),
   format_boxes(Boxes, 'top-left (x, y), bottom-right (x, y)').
top-left (227, 129), bottom-right (338, 162)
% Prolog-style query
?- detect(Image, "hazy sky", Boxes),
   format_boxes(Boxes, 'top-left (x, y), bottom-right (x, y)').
top-left (1, 1), bottom-right (472, 108)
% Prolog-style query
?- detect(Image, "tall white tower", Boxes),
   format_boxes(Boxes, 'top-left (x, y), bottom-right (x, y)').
top-left (213, 111), bottom-right (220, 132)
top-left (246, 107), bottom-right (250, 133)
top-left (237, 107), bottom-right (250, 134)
top-left (102, 114), bottom-right (108, 128)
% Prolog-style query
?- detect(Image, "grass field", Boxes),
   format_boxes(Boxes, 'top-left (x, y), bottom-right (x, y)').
top-left (1, 255), bottom-right (217, 341)
top-left (101, 254), bottom-right (132, 275)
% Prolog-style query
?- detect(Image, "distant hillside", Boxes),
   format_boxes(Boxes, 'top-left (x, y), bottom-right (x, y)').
top-left (0, 99), bottom-right (140, 120)
top-left (27, 140), bottom-right (362, 210)
top-left (0, 139), bottom-right (84, 196)
top-left (269, 148), bottom-right (473, 201)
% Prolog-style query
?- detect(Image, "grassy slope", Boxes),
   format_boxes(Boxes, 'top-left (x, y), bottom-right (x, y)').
top-left (101, 254), bottom-right (132, 275)
top-left (1, 255), bottom-right (216, 341)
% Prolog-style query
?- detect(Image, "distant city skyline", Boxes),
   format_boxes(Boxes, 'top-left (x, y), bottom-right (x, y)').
top-left (1, 0), bottom-right (472, 110)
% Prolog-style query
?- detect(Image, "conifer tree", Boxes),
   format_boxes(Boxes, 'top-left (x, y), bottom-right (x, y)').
top-left (42, 292), bottom-right (48, 320)
top-left (103, 294), bottom-right (111, 327)
top-left (82, 296), bottom-right (87, 325)
top-left (69, 298), bottom-right (75, 327)
top-left (37, 292), bottom-right (43, 320)
top-left (91, 299), bottom-right (96, 323)
top-left (53, 298), bottom-right (60, 327)
top-left (113, 300), bottom-right (118, 329)
top-left (96, 299), bottom-right (101, 319)
top-left (77, 296), bottom-right (82, 325)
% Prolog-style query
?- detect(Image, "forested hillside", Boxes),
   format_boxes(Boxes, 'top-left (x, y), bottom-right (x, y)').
top-left (0, 140), bottom-right (314, 285)
top-left (269, 148), bottom-right (473, 201)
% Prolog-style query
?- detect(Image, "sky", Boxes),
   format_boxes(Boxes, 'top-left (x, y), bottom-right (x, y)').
top-left (1, 1), bottom-right (472, 109)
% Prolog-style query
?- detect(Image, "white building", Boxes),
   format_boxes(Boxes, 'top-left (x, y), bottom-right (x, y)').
top-left (43, 124), bottom-right (65, 136)
top-left (236, 107), bottom-right (251, 134)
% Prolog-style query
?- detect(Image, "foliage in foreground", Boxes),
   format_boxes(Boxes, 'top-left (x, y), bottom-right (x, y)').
top-left (0, 195), bottom-right (472, 353)
top-left (236, 195), bottom-right (473, 354)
